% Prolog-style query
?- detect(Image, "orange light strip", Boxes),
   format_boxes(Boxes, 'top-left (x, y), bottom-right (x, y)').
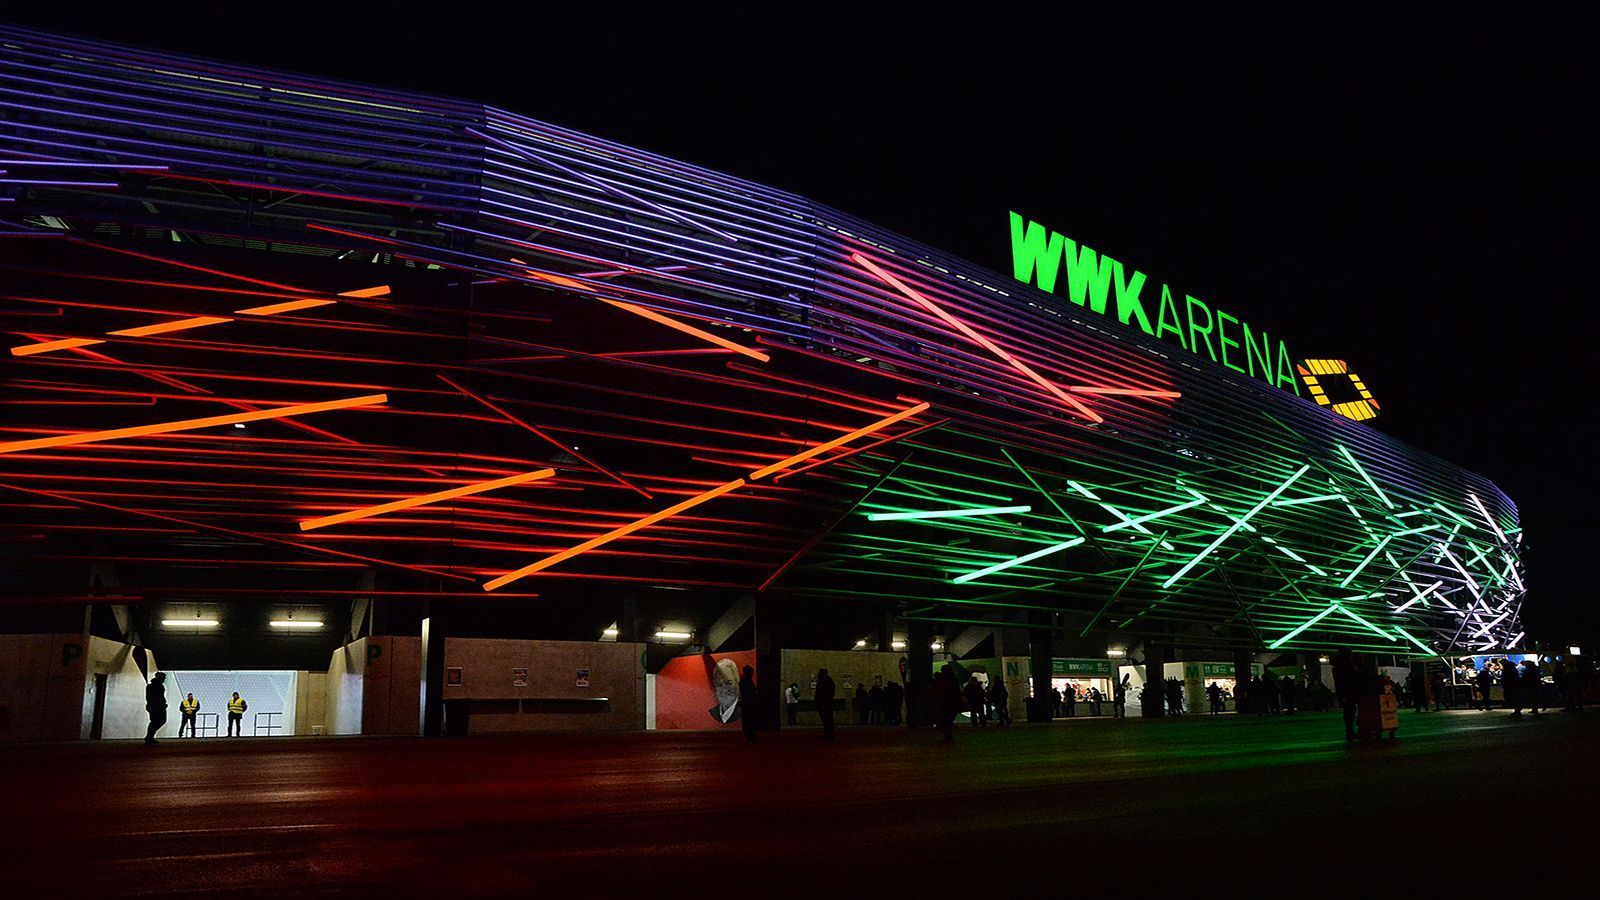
top-left (299, 467), bottom-right (555, 531)
top-left (0, 393), bottom-right (387, 455)
top-left (749, 401), bottom-right (930, 480)
top-left (600, 298), bottom-right (770, 362)
top-left (483, 478), bottom-right (746, 590)
top-left (482, 401), bottom-right (931, 589)
top-left (9, 285), bottom-right (383, 357)
top-left (852, 253), bottom-right (1103, 423)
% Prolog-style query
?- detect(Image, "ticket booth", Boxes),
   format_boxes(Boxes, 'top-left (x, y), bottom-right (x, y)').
top-left (1051, 658), bottom-right (1116, 716)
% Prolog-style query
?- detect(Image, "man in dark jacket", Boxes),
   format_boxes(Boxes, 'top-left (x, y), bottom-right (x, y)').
top-left (144, 671), bottom-right (167, 746)
top-left (1502, 658), bottom-right (1522, 716)
top-left (1475, 663), bottom-right (1494, 710)
top-left (1520, 659), bottom-right (1542, 715)
top-left (738, 666), bottom-right (759, 742)
top-left (884, 679), bottom-right (903, 725)
top-left (814, 668), bottom-right (836, 739)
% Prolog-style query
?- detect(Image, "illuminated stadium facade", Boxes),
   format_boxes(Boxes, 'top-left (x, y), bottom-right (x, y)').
top-left (0, 27), bottom-right (1524, 730)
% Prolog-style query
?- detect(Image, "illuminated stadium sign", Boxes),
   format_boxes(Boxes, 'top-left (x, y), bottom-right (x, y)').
top-left (1010, 212), bottom-right (1359, 413)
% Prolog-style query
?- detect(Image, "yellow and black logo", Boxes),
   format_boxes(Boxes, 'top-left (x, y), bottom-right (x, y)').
top-left (1296, 360), bottom-right (1379, 422)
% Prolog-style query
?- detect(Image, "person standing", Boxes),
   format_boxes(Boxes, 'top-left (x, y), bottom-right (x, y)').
top-left (1050, 685), bottom-right (1063, 719)
top-left (963, 676), bottom-right (987, 727)
top-left (178, 692), bottom-right (200, 737)
top-left (1114, 674), bottom-right (1129, 718)
top-left (738, 666), bottom-right (759, 741)
top-left (854, 683), bottom-right (870, 726)
top-left (226, 691), bottom-right (248, 736)
top-left (884, 679), bottom-right (903, 725)
top-left (785, 682), bottom-right (801, 726)
top-left (814, 668), bottom-right (836, 740)
top-left (868, 680), bottom-right (885, 725)
top-left (1520, 659), bottom-right (1542, 715)
top-left (1475, 663), bottom-right (1495, 711)
top-left (143, 672), bottom-right (167, 746)
top-left (1089, 686), bottom-right (1103, 717)
top-left (1207, 681), bottom-right (1224, 715)
top-left (1281, 675), bottom-right (1298, 714)
top-left (1064, 685), bottom-right (1077, 718)
top-left (1429, 671), bottom-right (1450, 711)
top-left (1502, 658), bottom-right (1522, 717)
top-left (990, 677), bottom-right (1011, 727)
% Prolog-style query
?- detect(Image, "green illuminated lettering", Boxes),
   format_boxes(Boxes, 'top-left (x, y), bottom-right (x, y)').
top-left (1216, 310), bottom-right (1245, 374)
top-left (1275, 341), bottom-right (1301, 394)
top-left (1063, 239), bottom-right (1114, 314)
top-left (1156, 284), bottom-right (1187, 350)
top-left (1008, 211), bottom-right (1065, 293)
top-left (1242, 322), bottom-right (1274, 382)
top-left (1112, 262), bottom-right (1153, 334)
top-left (1185, 295), bottom-right (1217, 362)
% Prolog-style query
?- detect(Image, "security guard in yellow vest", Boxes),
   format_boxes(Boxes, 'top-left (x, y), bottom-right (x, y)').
top-left (226, 692), bottom-right (248, 737)
top-left (179, 693), bottom-right (200, 737)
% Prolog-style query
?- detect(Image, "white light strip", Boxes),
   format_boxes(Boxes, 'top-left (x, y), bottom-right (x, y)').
top-left (163, 618), bottom-right (219, 628)
top-left (655, 630), bottom-right (692, 640)
top-left (270, 620), bottom-right (323, 629)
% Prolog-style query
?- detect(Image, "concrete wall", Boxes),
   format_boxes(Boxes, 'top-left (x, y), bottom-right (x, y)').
top-left (780, 649), bottom-right (902, 727)
top-left (87, 636), bottom-right (159, 739)
top-left (443, 637), bottom-right (645, 733)
top-left (0, 633), bottom-right (90, 742)
top-left (323, 636), bottom-right (421, 736)
top-left (294, 670), bottom-right (327, 735)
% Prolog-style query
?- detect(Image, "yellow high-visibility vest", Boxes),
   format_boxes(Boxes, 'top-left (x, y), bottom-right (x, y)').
top-left (181, 699), bottom-right (199, 714)
top-left (228, 697), bottom-right (246, 714)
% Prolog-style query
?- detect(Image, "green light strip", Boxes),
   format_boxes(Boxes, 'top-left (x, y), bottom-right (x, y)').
top-left (953, 536), bottom-right (1085, 584)
top-left (1100, 497), bottom-right (1207, 533)
top-left (867, 504), bottom-right (1031, 522)
top-left (1272, 493), bottom-right (1345, 507)
top-left (1337, 445), bottom-right (1394, 509)
top-left (1068, 481), bottom-right (1176, 550)
top-left (1162, 465), bottom-right (1309, 588)
top-left (1268, 603), bottom-right (1339, 649)
top-left (1336, 603), bottom-right (1395, 643)
top-left (1392, 625), bottom-right (1436, 656)
top-left (1338, 525), bottom-right (1442, 588)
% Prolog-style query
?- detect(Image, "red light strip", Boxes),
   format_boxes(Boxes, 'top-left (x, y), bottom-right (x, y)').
top-left (299, 468), bottom-right (556, 531)
top-left (0, 393), bottom-right (387, 455)
top-left (522, 269), bottom-right (769, 362)
top-left (437, 374), bottom-right (653, 500)
top-left (851, 253), bottom-right (1103, 423)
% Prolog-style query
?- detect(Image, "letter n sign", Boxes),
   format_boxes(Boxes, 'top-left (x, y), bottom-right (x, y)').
top-left (1297, 359), bottom-right (1380, 421)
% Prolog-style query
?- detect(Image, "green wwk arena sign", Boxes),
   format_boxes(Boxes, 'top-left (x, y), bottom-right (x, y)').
top-left (1009, 212), bottom-right (1302, 396)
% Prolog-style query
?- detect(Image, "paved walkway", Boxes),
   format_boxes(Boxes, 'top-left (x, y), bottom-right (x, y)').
top-left (4, 709), bottom-right (1593, 895)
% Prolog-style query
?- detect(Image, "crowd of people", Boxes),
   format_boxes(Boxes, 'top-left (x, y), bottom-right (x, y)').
top-left (747, 651), bottom-right (1589, 746)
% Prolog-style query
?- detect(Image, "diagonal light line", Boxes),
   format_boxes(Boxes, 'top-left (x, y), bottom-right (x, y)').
top-left (867, 504), bottom-right (1031, 522)
top-left (1071, 481), bottom-right (1176, 550)
top-left (1339, 525), bottom-right (1442, 588)
top-left (300, 468), bottom-right (556, 531)
top-left (1467, 492), bottom-right (1509, 544)
top-left (0, 393), bottom-right (387, 455)
top-left (1441, 546), bottom-right (1481, 598)
top-left (1392, 625), bottom-right (1436, 656)
top-left (1268, 603), bottom-right (1339, 649)
top-left (9, 285), bottom-right (378, 356)
top-left (750, 402), bottom-right (929, 480)
top-left (1272, 493), bottom-right (1345, 507)
top-left (1336, 603), bottom-right (1397, 642)
top-left (953, 537), bottom-right (1085, 584)
top-left (1100, 497), bottom-right (1206, 533)
top-left (485, 479), bottom-right (747, 591)
top-left (1337, 445), bottom-right (1394, 509)
top-left (600, 298), bottom-right (770, 362)
top-left (852, 253), bottom-right (1104, 423)
top-left (1162, 465), bottom-right (1310, 588)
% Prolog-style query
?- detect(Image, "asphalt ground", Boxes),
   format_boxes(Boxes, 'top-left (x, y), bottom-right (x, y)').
top-left (4, 707), bottom-right (1594, 896)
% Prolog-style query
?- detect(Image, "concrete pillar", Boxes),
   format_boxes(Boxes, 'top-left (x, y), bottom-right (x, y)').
top-left (1027, 612), bottom-right (1053, 723)
top-left (876, 611), bottom-right (893, 652)
top-left (1144, 643), bottom-right (1165, 717)
top-left (906, 619), bottom-right (933, 727)
top-left (419, 604), bottom-right (445, 737)
top-left (754, 591), bottom-right (782, 730)
top-left (1234, 648), bottom-right (1256, 713)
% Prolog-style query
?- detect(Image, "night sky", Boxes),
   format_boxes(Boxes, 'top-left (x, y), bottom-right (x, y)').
top-left (8, 8), bottom-right (1591, 635)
